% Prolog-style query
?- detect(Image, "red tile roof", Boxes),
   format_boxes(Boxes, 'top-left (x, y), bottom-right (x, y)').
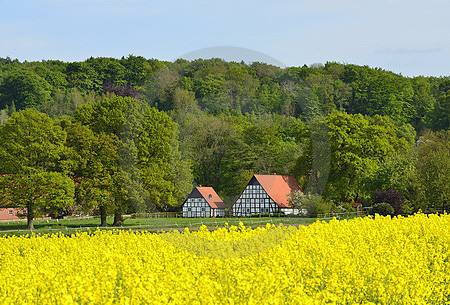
top-left (254, 175), bottom-right (302, 208)
top-left (196, 187), bottom-right (226, 209)
top-left (351, 201), bottom-right (362, 208)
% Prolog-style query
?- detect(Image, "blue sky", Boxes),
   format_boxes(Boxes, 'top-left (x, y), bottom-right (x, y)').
top-left (1, 0), bottom-right (448, 76)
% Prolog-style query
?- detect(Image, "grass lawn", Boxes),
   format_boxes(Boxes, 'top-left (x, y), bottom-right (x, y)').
top-left (0, 216), bottom-right (322, 236)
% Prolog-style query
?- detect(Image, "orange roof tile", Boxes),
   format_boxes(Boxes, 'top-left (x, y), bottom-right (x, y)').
top-left (196, 187), bottom-right (226, 209)
top-left (351, 201), bottom-right (362, 208)
top-left (254, 175), bottom-right (302, 208)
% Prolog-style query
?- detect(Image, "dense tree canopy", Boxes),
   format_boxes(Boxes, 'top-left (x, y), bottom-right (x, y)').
top-left (320, 112), bottom-right (410, 201)
top-left (0, 172), bottom-right (74, 229)
top-left (1, 57), bottom-right (447, 131)
top-left (0, 56), bottom-right (448, 220)
top-left (0, 70), bottom-right (52, 111)
top-left (64, 122), bottom-right (120, 226)
top-left (415, 130), bottom-right (450, 211)
top-left (0, 109), bottom-right (66, 174)
top-left (0, 109), bottom-right (73, 228)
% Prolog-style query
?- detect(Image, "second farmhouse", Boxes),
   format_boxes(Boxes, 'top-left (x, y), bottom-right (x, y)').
top-left (232, 174), bottom-right (302, 216)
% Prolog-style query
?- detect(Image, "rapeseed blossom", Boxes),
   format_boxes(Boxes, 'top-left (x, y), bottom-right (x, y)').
top-left (0, 214), bottom-right (449, 304)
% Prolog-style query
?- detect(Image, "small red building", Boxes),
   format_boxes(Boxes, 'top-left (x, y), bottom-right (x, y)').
top-left (0, 208), bottom-right (25, 221)
top-left (351, 201), bottom-right (364, 214)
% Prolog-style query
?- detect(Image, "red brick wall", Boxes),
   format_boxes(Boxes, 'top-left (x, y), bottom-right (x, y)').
top-left (0, 208), bottom-right (24, 221)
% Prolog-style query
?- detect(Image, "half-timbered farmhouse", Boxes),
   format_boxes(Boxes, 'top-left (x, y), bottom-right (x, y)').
top-left (232, 174), bottom-right (302, 216)
top-left (182, 186), bottom-right (226, 218)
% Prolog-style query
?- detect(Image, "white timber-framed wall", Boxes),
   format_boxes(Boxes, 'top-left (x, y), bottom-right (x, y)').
top-left (183, 197), bottom-right (211, 218)
top-left (182, 187), bottom-right (226, 218)
top-left (232, 177), bottom-right (279, 216)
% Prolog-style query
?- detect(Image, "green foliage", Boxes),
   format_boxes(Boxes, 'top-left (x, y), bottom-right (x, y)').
top-left (171, 88), bottom-right (200, 114)
top-left (324, 111), bottom-right (409, 201)
top-left (369, 202), bottom-right (395, 216)
top-left (0, 70), bottom-right (52, 110)
top-left (34, 64), bottom-right (68, 89)
top-left (368, 153), bottom-right (420, 207)
top-left (343, 65), bottom-right (415, 123)
top-left (121, 55), bottom-right (160, 86)
top-left (415, 130), bottom-right (450, 211)
top-left (73, 96), bottom-right (149, 217)
top-left (74, 95), bottom-right (142, 135)
top-left (141, 68), bottom-right (180, 110)
top-left (293, 117), bottom-right (331, 195)
top-left (138, 107), bottom-right (192, 209)
top-left (0, 57), bottom-right (447, 218)
top-left (409, 76), bottom-right (436, 130)
top-left (64, 123), bottom-right (120, 213)
top-left (429, 78), bottom-right (450, 130)
top-left (0, 58), bottom-right (448, 131)
top-left (73, 96), bottom-right (191, 212)
top-left (65, 62), bottom-right (102, 92)
top-left (0, 109), bottom-right (66, 174)
top-left (179, 112), bottom-right (308, 199)
top-left (373, 190), bottom-right (405, 215)
top-left (39, 88), bottom-right (90, 118)
top-left (305, 73), bottom-right (351, 114)
top-left (0, 109), bottom-right (72, 228)
top-left (0, 109), bottom-right (9, 124)
top-left (85, 57), bottom-right (126, 86)
top-left (0, 172), bottom-right (74, 215)
top-left (181, 114), bottom-right (240, 197)
top-left (288, 191), bottom-right (337, 217)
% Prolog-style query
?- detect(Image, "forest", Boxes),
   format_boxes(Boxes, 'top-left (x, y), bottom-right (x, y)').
top-left (0, 56), bottom-right (448, 228)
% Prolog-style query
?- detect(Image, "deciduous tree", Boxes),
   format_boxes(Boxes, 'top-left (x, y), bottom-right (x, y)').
top-left (0, 172), bottom-right (74, 229)
top-left (0, 109), bottom-right (72, 229)
top-left (325, 112), bottom-right (409, 201)
top-left (0, 70), bottom-right (52, 110)
top-left (415, 130), bottom-right (450, 211)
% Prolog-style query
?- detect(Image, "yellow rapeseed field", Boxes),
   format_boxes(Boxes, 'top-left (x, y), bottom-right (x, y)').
top-left (0, 214), bottom-right (449, 304)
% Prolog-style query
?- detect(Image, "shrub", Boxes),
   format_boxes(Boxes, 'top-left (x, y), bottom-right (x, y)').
top-left (373, 190), bottom-right (405, 215)
top-left (370, 202), bottom-right (395, 216)
top-left (337, 201), bottom-right (354, 213)
top-left (289, 191), bottom-right (337, 217)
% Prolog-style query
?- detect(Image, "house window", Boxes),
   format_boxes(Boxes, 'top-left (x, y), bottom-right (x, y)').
top-left (187, 208), bottom-right (191, 211)
top-left (202, 208), bottom-right (205, 212)
top-left (8, 210), bottom-right (13, 215)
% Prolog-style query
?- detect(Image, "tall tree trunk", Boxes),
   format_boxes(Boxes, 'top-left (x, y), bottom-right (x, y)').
top-left (100, 205), bottom-right (107, 227)
top-left (113, 211), bottom-right (124, 227)
top-left (26, 202), bottom-right (34, 230)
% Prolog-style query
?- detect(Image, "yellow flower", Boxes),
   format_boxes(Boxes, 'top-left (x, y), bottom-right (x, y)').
top-left (0, 214), bottom-right (448, 304)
